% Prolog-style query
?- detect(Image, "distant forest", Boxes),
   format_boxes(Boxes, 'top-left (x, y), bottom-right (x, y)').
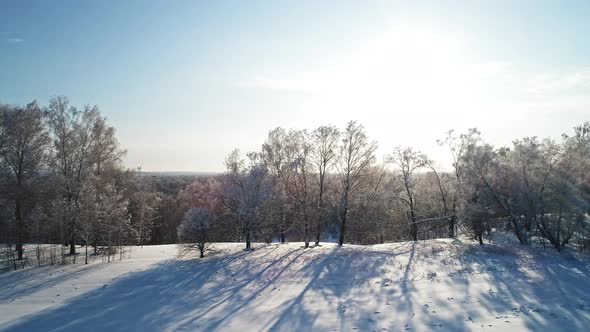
top-left (1, 96), bottom-right (589, 265)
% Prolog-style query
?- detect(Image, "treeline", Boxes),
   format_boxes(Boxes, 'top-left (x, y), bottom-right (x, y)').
top-left (1, 97), bottom-right (589, 265)
top-left (177, 122), bottom-right (590, 256)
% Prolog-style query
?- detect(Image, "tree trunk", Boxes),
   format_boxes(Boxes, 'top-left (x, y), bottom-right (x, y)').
top-left (448, 213), bottom-right (456, 238)
top-left (15, 198), bottom-right (24, 260)
top-left (449, 217), bottom-right (455, 238)
top-left (66, 190), bottom-right (77, 256)
top-left (315, 222), bottom-right (321, 246)
top-left (510, 217), bottom-right (526, 244)
top-left (338, 207), bottom-right (347, 246)
top-left (338, 189), bottom-right (350, 247)
top-left (69, 238), bottom-right (76, 255)
top-left (316, 182), bottom-right (324, 246)
top-left (245, 230), bottom-right (251, 250)
top-left (304, 212), bottom-right (309, 248)
top-left (410, 210), bottom-right (418, 241)
top-left (280, 213), bottom-right (286, 243)
top-left (69, 214), bottom-right (76, 255)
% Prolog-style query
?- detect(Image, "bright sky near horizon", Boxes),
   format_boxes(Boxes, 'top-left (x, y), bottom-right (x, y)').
top-left (1, 0), bottom-right (589, 172)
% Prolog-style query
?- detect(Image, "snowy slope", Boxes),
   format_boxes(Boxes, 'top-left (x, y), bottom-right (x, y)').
top-left (1, 237), bottom-right (590, 331)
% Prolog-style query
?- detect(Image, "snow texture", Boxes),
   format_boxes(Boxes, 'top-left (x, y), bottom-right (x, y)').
top-left (1, 236), bottom-right (590, 331)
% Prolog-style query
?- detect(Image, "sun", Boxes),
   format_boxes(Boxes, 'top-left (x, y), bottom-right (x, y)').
top-left (330, 26), bottom-right (468, 113)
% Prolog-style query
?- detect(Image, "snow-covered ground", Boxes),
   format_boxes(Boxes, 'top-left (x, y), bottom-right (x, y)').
top-left (1, 236), bottom-right (590, 331)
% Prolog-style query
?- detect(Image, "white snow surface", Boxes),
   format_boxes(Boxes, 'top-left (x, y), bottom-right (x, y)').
top-left (1, 236), bottom-right (590, 331)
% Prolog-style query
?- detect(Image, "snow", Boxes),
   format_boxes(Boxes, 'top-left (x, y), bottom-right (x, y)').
top-left (1, 237), bottom-right (590, 331)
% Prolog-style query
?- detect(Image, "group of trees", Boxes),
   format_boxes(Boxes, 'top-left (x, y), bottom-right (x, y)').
top-left (2, 97), bottom-right (589, 263)
top-left (0, 97), bottom-right (161, 267)
top-left (459, 126), bottom-right (590, 250)
top-left (177, 121), bottom-right (590, 256)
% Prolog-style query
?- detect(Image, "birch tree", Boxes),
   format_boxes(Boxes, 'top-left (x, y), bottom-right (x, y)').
top-left (388, 147), bottom-right (426, 241)
top-left (222, 149), bottom-right (271, 250)
top-left (0, 102), bottom-right (50, 260)
top-left (261, 127), bottom-right (291, 242)
top-left (311, 125), bottom-right (339, 245)
top-left (336, 121), bottom-right (377, 246)
top-left (283, 130), bottom-right (313, 248)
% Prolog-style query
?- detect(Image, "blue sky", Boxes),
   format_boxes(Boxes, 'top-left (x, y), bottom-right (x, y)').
top-left (1, 0), bottom-right (590, 171)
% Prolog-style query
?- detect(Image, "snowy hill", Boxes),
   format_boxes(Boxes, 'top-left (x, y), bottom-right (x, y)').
top-left (1, 236), bottom-right (590, 331)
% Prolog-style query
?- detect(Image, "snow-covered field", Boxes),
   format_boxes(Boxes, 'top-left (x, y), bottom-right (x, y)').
top-left (1, 236), bottom-right (590, 331)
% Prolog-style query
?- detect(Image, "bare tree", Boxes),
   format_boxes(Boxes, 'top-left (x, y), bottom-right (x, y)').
top-left (0, 101), bottom-right (50, 260)
top-left (102, 185), bottom-right (132, 262)
top-left (282, 130), bottom-right (313, 248)
top-left (437, 129), bottom-right (480, 238)
top-left (46, 97), bottom-right (91, 254)
top-left (311, 125), bottom-right (339, 245)
top-left (460, 142), bottom-right (520, 243)
top-left (222, 149), bottom-right (271, 250)
top-left (78, 179), bottom-right (98, 263)
top-left (178, 207), bottom-right (214, 258)
top-left (261, 127), bottom-right (291, 243)
top-left (388, 147), bottom-right (426, 241)
top-left (530, 135), bottom-right (587, 251)
top-left (125, 170), bottom-right (161, 247)
top-left (89, 112), bottom-right (126, 252)
top-left (356, 164), bottom-right (389, 243)
top-left (336, 121), bottom-right (377, 246)
top-left (46, 97), bottom-right (127, 255)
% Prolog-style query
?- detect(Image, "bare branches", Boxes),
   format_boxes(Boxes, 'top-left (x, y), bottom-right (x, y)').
top-left (336, 121), bottom-right (377, 246)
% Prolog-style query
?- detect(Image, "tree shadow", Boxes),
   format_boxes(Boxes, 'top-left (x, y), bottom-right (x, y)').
top-left (2, 241), bottom-right (590, 331)
top-left (266, 241), bottom-right (469, 331)
top-left (428, 241), bottom-right (590, 331)
top-left (0, 263), bottom-right (105, 302)
top-left (2, 245), bottom-right (309, 331)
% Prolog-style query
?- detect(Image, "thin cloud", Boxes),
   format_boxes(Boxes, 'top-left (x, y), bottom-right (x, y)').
top-left (244, 60), bottom-right (509, 95)
top-left (247, 62), bottom-right (590, 102)
top-left (6, 37), bottom-right (24, 43)
top-left (527, 69), bottom-right (590, 95)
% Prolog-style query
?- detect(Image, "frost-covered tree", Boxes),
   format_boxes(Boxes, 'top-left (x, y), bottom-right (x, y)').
top-left (46, 97), bottom-right (94, 254)
top-left (222, 149), bottom-right (271, 250)
top-left (46, 96), bottom-right (126, 255)
top-left (311, 125), bottom-right (340, 245)
top-left (350, 164), bottom-right (390, 244)
top-left (0, 102), bottom-right (50, 260)
top-left (125, 171), bottom-right (161, 247)
top-left (459, 142), bottom-right (508, 243)
top-left (533, 130), bottom-right (589, 251)
top-left (282, 130), bottom-right (313, 248)
top-left (78, 180), bottom-right (132, 262)
top-left (178, 207), bottom-right (213, 258)
top-left (261, 127), bottom-right (292, 243)
top-left (388, 147), bottom-right (426, 241)
top-left (335, 121), bottom-right (377, 246)
top-left (79, 182), bottom-right (98, 263)
top-left (436, 129), bottom-right (480, 238)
